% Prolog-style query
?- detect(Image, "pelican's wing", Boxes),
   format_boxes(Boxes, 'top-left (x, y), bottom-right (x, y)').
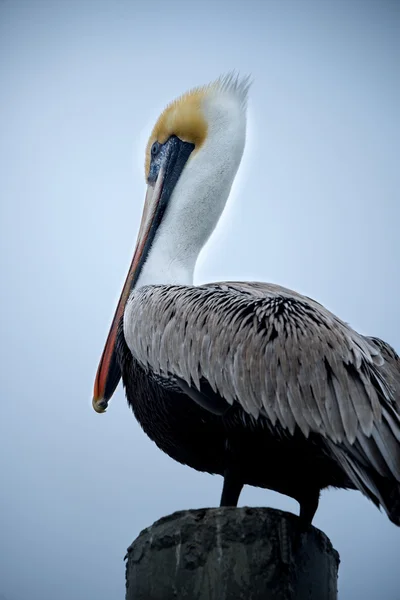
top-left (124, 281), bottom-right (400, 491)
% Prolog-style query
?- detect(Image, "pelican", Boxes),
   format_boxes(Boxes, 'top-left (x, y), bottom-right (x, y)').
top-left (93, 74), bottom-right (400, 525)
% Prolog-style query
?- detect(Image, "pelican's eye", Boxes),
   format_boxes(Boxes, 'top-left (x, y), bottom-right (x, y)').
top-left (151, 141), bottom-right (161, 158)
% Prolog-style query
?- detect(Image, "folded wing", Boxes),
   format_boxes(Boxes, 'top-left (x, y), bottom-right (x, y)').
top-left (124, 281), bottom-right (400, 523)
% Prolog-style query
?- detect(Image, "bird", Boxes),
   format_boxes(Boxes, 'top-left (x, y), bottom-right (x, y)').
top-left (93, 74), bottom-right (400, 526)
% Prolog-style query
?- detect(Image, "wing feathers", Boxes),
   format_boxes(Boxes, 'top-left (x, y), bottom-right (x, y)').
top-left (124, 282), bottom-right (400, 489)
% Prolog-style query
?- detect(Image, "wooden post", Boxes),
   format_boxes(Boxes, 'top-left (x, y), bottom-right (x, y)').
top-left (125, 507), bottom-right (339, 600)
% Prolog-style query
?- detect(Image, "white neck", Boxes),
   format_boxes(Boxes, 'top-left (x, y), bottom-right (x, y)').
top-left (135, 90), bottom-right (247, 288)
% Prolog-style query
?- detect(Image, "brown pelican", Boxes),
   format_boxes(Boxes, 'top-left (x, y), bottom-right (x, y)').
top-left (93, 74), bottom-right (400, 525)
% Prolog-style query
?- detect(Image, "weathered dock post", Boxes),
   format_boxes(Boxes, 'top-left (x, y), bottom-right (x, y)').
top-left (125, 507), bottom-right (339, 600)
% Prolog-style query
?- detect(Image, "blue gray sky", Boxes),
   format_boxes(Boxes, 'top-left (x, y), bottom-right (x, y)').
top-left (0, 1), bottom-right (399, 598)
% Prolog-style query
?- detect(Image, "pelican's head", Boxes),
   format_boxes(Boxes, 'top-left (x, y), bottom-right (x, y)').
top-left (93, 73), bottom-right (250, 412)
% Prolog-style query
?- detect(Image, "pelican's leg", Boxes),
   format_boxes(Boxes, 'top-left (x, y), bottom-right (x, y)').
top-left (298, 489), bottom-right (320, 525)
top-left (220, 468), bottom-right (244, 507)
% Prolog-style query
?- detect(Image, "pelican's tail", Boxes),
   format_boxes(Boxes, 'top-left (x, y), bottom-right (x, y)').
top-left (326, 403), bottom-right (400, 526)
top-left (378, 478), bottom-right (400, 526)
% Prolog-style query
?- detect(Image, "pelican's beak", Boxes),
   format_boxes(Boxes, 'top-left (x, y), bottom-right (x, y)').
top-left (92, 136), bottom-right (195, 413)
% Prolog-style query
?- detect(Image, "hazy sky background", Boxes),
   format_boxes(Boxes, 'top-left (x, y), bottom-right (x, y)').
top-left (0, 0), bottom-right (399, 598)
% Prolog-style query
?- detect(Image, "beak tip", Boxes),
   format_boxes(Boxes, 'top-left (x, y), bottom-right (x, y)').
top-left (92, 396), bottom-right (108, 414)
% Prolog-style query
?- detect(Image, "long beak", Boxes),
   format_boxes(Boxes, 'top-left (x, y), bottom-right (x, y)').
top-left (92, 136), bottom-right (194, 413)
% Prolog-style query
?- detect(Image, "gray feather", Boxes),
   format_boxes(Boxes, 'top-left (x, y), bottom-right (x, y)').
top-left (124, 281), bottom-right (400, 502)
